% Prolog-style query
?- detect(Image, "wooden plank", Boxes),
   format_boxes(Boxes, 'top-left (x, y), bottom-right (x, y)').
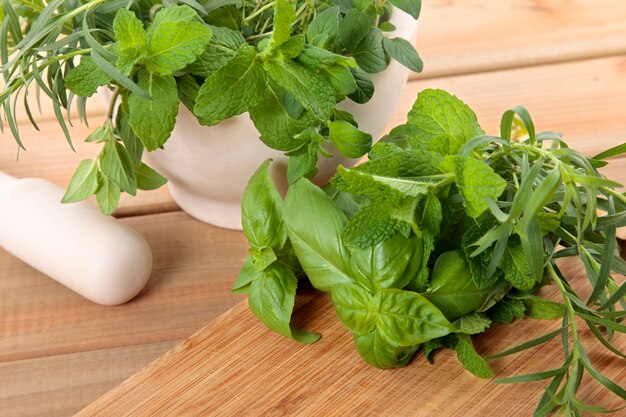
top-left (0, 340), bottom-right (179, 417)
top-left (77, 260), bottom-right (626, 416)
top-left (416, 0), bottom-right (626, 78)
top-left (0, 211), bottom-right (247, 362)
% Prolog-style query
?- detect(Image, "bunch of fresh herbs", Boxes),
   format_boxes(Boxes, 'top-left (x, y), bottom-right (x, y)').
top-left (0, 0), bottom-right (422, 213)
top-left (235, 89), bottom-right (626, 415)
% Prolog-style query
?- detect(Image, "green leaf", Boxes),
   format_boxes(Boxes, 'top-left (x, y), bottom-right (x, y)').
top-left (284, 179), bottom-right (353, 291)
top-left (407, 89), bottom-right (485, 154)
top-left (442, 155), bottom-right (507, 218)
top-left (340, 6), bottom-right (377, 52)
top-left (331, 283), bottom-right (377, 335)
top-left (352, 28), bottom-right (389, 74)
top-left (116, 99), bottom-right (144, 166)
top-left (264, 59), bottom-right (335, 121)
top-left (515, 295), bottom-right (564, 320)
top-left (306, 6), bottom-right (340, 49)
top-left (96, 174), bottom-right (121, 215)
top-left (249, 263), bottom-right (320, 344)
top-left (287, 140), bottom-right (318, 184)
top-left (424, 250), bottom-right (505, 320)
top-left (241, 160), bottom-right (288, 251)
top-left (353, 329), bottom-right (419, 369)
top-left (488, 298), bottom-right (526, 324)
top-left (113, 9), bottom-right (147, 52)
top-left (501, 243), bottom-right (536, 290)
top-left (377, 289), bottom-right (455, 346)
top-left (388, 0), bottom-right (422, 19)
top-left (249, 85), bottom-right (316, 152)
top-left (146, 13), bottom-right (212, 75)
top-left (177, 74), bottom-right (200, 112)
top-left (593, 142), bottom-right (626, 160)
top-left (184, 25), bottom-right (245, 77)
top-left (328, 120), bottom-right (372, 158)
top-left (128, 70), bottom-right (179, 151)
top-left (135, 163), bottom-right (168, 191)
top-left (383, 37), bottom-right (423, 73)
top-left (347, 67), bottom-right (375, 104)
top-left (99, 140), bottom-right (137, 196)
top-left (232, 256), bottom-right (258, 294)
top-left (62, 159), bottom-right (99, 203)
top-left (455, 333), bottom-right (494, 378)
top-left (194, 45), bottom-right (265, 126)
top-left (325, 65), bottom-right (357, 96)
top-left (266, 0), bottom-right (296, 52)
top-left (350, 232), bottom-right (423, 291)
top-left (343, 202), bottom-right (400, 249)
top-left (65, 56), bottom-right (111, 97)
top-left (453, 313), bottom-right (492, 335)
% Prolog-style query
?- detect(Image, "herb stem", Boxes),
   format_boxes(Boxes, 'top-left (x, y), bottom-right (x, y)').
top-left (107, 87), bottom-right (121, 121)
top-left (244, 1), bottom-right (276, 23)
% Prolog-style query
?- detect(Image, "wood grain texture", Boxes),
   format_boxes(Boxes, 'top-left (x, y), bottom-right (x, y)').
top-left (0, 340), bottom-right (179, 417)
top-left (416, 0), bottom-right (626, 78)
top-left (0, 211), bottom-right (247, 362)
top-left (77, 260), bottom-right (626, 417)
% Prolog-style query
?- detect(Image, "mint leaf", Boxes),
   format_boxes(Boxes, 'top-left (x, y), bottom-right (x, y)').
top-left (352, 28), bottom-right (389, 74)
top-left (146, 18), bottom-right (212, 75)
top-left (454, 313), bottom-right (492, 335)
top-left (455, 333), bottom-right (493, 378)
top-left (195, 45), bottom-right (265, 126)
top-left (517, 295), bottom-right (565, 320)
top-left (501, 243), bottom-right (535, 290)
top-left (355, 149), bottom-right (443, 177)
top-left (340, 6), bottom-right (377, 52)
top-left (343, 202), bottom-right (401, 249)
top-left (128, 70), bottom-right (179, 151)
top-left (65, 56), bottom-right (111, 97)
top-left (347, 67), bottom-right (374, 104)
top-left (99, 140), bottom-right (137, 195)
top-left (264, 59), bottom-right (335, 121)
top-left (62, 159), bottom-right (99, 203)
top-left (176, 74), bottom-right (200, 112)
top-left (184, 25), bottom-right (244, 77)
top-left (135, 163), bottom-right (168, 191)
top-left (249, 84), bottom-right (316, 151)
top-left (488, 298), bottom-right (526, 324)
top-left (266, 0), bottom-right (296, 51)
top-left (383, 37), bottom-right (423, 73)
top-left (113, 9), bottom-right (147, 52)
top-left (407, 89), bottom-right (484, 154)
top-left (328, 120), bottom-right (372, 158)
top-left (287, 141), bottom-right (319, 184)
top-left (306, 6), bottom-right (340, 49)
top-left (443, 155), bottom-right (507, 218)
top-left (325, 65), bottom-right (357, 96)
top-left (96, 174), bottom-right (121, 215)
top-left (388, 0), bottom-right (422, 19)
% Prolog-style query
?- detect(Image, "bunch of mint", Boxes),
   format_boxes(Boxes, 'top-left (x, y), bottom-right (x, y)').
top-left (236, 89), bottom-right (626, 415)
top-left (0, 0), bottom-right (423, 213)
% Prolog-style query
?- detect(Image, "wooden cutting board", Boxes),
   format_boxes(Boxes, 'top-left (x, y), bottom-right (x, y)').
top-left (77, 258), bottom-right (625, 417)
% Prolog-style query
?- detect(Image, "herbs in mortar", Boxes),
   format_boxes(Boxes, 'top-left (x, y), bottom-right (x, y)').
top-left (0, 0), bottom-right (423, 213)
top-left (236, 89), bottom-right (626, 415)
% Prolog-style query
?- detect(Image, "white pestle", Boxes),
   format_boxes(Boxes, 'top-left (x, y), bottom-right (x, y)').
top-left (0, 172), bottom-right (152, 305)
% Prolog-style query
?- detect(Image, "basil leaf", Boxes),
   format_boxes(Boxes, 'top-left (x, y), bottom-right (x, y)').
top-left (353, 328), bottom-right (419, 369)
top-left (331, 283), bottom-right (377, 335)
top-left (242, 160), bottom-right (288, 252)
top-left (96, 173), bottom-right (121, 215)
top-left (135, 163), bottom-right (168, 191)
top-left (249, 263), bottom-right (320, 344)
top-left (62, 159), bottom-right (99, 203)
top-left (284, 178), bottom-right (353, 291)
top-left (377, 289), bottom-right (455, 346)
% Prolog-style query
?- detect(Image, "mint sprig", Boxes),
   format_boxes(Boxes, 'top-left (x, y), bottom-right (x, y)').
top-left (1, 1), bottom-right (424, 214)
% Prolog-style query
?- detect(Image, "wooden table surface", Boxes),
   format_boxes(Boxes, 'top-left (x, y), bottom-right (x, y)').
top-left (2, 1), bottom-right (626, 416)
